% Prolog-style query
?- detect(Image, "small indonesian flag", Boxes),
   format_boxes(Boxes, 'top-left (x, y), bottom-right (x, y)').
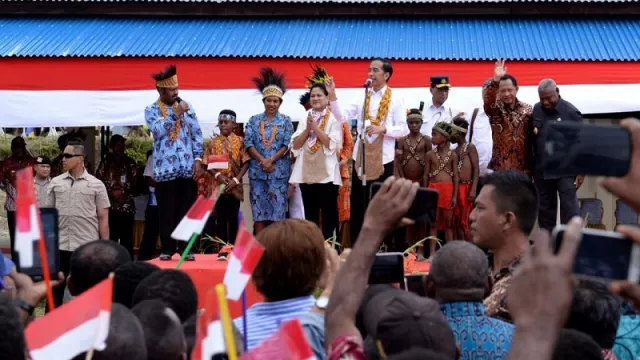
top-left (192, 288), bottom-right (227, 360)
top-left (171, 190), bottom-right (218, 241)
top-left (223, 212), bottom-right (265, 301)
top-left (240, 319), bottom-right (315, 360)
top-left (207, 154), bottom-right (229, 170)
top-left (15, 168), bottom-right (43, 268)
top-left (26, 276), bottom-right (113, 360)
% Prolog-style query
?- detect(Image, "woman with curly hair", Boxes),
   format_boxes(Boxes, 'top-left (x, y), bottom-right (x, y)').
top-left (244, 68), bottom-right (294, 233)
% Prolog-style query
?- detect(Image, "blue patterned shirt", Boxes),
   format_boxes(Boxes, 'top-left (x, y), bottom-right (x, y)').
top-left (233, 296), bottom-right (315, 350)
top-left (144, 100), bottom-right (204, 182)
top-left (244, 112), bottom-right (294, 181)
top-left (613, 315), bottom-right (640, 360)
top-left (441, 301), bottom-right (514, 360)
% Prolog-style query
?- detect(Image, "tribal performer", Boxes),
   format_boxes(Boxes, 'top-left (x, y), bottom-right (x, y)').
top-left (145, 64), bottom-right (204, 261)
top-left (244, 67), bottom-right (294, 233)
top-left (451, 118), bottom-right (479, 241)
top-left (204, 109), bottom-right (250, 244)
top-left (325, 58), bottom-right (408, 245)
top-left (482, 59), bottom-right (533, 175)
top-left (425, 121), bottom-right (459, 253)
top-left (290, 66), bottom-right (343, 240)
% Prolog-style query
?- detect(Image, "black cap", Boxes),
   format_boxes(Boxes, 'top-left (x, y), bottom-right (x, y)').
top-left (35, 156), bottom-right (51, 166)
top-left (430, 75), bottom-right (451, 89)
top-left (362, 288), bottom-right (457, 357)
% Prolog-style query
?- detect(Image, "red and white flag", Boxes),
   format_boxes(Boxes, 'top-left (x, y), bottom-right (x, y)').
top-left (240, 319), bottom-right (315, 360)
top-left (207, 154), bottom-right (230, 170)
top-left (14, 168), bottom-right (43, 268)
top-left (192, 288), bottom-right (227, 360)
top-left (172, 190), bottom-right (219, 241)
top-left (26, 276), bottom-right (113, 360)
top-left (223, 211), bottom-right (265, 301)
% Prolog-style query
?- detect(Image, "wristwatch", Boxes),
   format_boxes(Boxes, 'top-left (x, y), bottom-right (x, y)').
top-left (315, 296), bottom-right (330, 310)
top-left (12, 299), bottom-right (35, 315)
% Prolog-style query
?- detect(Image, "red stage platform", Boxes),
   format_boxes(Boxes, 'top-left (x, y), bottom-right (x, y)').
top-left (149, 254), bottom-right (263, 318)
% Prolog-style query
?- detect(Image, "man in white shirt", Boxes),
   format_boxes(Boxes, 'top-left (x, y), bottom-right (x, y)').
top-left (420, 76), bottom-right (465, 137)
top-left (465, 108), bottom-right (494, 176)
top-left (325, 58), bottom-right (408, 245)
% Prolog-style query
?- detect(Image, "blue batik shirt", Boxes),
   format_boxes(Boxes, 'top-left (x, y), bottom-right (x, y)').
top-left (613, 315), bottom-right (640, 360)
top-left (244, 112), bottom-right (294, 181)
top-left (144, 100), bottom-right (204, 183)
top-left (441, 301), bottom-right (514, 360)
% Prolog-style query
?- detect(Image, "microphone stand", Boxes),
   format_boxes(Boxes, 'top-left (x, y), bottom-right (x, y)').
top-left (360, 81), bottom-right (371, 213)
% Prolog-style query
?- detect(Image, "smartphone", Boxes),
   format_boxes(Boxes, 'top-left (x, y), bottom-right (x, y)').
top-left (405, 274), bottom-right (427, 297)
top-left (368, 253), bottom-right (405, 286)
top-left (543, 122), bottom-right (631, 178)
top-left (370, 182), bottom-right (438, 223)
top-left (15, 208), bottom-right (60, 281)
top-left (552, 225), bottom-right (640, 283)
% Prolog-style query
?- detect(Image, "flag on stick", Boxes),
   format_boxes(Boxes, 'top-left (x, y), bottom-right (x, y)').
top-left (192, 288), bottom-right (227, 360)
top-left (172, 195), bottom-right (216, 242)
top-left (26, 276), bottom-right (114, 360)
top-left (15, 168), bottom-right (55, 309)
top-left (239, 319), bottom-right (315, 360)
top-left (207, 154), bottom-right (230, 170)
top-left (223, 211), bottom-right (265, 301)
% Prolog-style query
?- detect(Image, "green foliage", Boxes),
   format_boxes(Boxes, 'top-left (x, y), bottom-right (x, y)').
top-left (0, 135), bottom-right (156, 167)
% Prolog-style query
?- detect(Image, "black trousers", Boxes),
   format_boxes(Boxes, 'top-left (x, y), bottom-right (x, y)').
top-left (300, 183), bottom-right (340, 240)
top-left (138, 205), bottom-right (159, 261)
top-left (215, 194), bottom-right (241, 245)
top-left (7, 210), bottom-right (15, 260)
top-left (48, 249), bottom-right (72, 312)
top-left (155, 178), bottom-right (197, 255)
top-left (534, 173), bottom-right (580, 232)
top-left (350, 162), bottom-right (395, 247)
top-left (109, 210), bottom-right (135, 259)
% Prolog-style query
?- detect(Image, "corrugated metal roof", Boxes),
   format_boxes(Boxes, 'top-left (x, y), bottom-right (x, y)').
top-left (1, 18), bottom-right (639, 60)
top-left (0, 0), bottom-right (637, 2)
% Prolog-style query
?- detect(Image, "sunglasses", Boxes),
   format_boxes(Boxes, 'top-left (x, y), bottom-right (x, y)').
top-left (62, 153), bottom-right (83, 159)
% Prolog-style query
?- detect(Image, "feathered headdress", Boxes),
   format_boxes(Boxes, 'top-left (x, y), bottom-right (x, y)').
top-left (305, 65), bottom-right (331, 88)
top-left (151, 64), bottom-right (178, 88)
top-left (299, 91), bottom-right (311, 111)
top-left (251, 67), bottom-right (287, 99)
top-left (433, 121), bottom-right (455, 138)
top-left (406, 108), bottom-right (423, 121)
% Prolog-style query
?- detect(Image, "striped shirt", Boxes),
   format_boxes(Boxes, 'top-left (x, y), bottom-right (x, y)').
top-left (233, 296), bottom-right (316, 350)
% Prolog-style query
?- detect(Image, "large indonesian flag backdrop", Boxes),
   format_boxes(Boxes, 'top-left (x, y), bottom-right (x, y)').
top-left (1, 58), bottom-right (639, 127)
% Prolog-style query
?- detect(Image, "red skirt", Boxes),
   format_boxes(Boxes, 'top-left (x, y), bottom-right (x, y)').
top-left (429, 182), bottom-right (454, 209)
top-left (456, 183), bottom-right (473, 234)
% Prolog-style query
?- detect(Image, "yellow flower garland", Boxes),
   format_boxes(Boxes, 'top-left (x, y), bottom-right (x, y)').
top-left (157, 99), bottom-right (181, 141)
top-left (363, 87), bottom-right (392, 126)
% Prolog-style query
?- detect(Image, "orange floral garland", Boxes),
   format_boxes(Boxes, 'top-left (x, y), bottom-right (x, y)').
top-left (308, 109), bottom-right (332, 153)
top-left (363, 87), bottom-right (392, 126)
top-left (157, 99), bottom-right (181, 141)
top-left (260, 120), bottom-right (278, 148)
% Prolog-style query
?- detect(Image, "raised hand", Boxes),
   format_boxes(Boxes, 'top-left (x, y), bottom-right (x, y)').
top-left (325, 77), bottom-right (337, 101)
top-left (493, 59), bottom-right (507, 82)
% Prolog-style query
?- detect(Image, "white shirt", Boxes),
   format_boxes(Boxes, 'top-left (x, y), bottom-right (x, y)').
top-left (330, 86), bottom-right (408, 165)
top-left (143, 154), bottom-right (154, 178)
top-left (290, 109), bottom-right (343, 185)
top-left (420, 101), bottom-right (463, 137)
top-left (465, 108), bottom-right (493, 176)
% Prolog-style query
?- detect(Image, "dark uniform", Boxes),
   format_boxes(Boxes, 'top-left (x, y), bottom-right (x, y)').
top-left (532, 97), bottom-right (582, 232)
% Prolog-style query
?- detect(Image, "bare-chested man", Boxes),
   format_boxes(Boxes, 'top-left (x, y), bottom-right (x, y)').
top-left (425, 121), bottom-right (459, 254)
top-left (452, 118), bottom-right (479, 241)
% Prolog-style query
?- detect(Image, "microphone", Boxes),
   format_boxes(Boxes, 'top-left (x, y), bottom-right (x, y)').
top-left (175, 96), bottom-right (183, 104)
top-left (419, 101), bottom-right (424, 111)
top-left (364, 79), bottom-right (372, 88)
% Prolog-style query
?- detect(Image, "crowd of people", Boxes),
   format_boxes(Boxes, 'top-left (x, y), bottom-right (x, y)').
top-left (0, 57), bottom-right (639, 360)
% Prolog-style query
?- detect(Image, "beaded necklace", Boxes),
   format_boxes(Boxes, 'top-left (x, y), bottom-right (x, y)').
top-left (157, 99), bottom-right (181, 141)
top-left (308, 109), bottom-right (331, 153)
top-left (363, 87), bottom-right (392, 126)
top-left (260, 118), bottom-right (278, 148)
top-left (401, 135), bottom-right (425, 167)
